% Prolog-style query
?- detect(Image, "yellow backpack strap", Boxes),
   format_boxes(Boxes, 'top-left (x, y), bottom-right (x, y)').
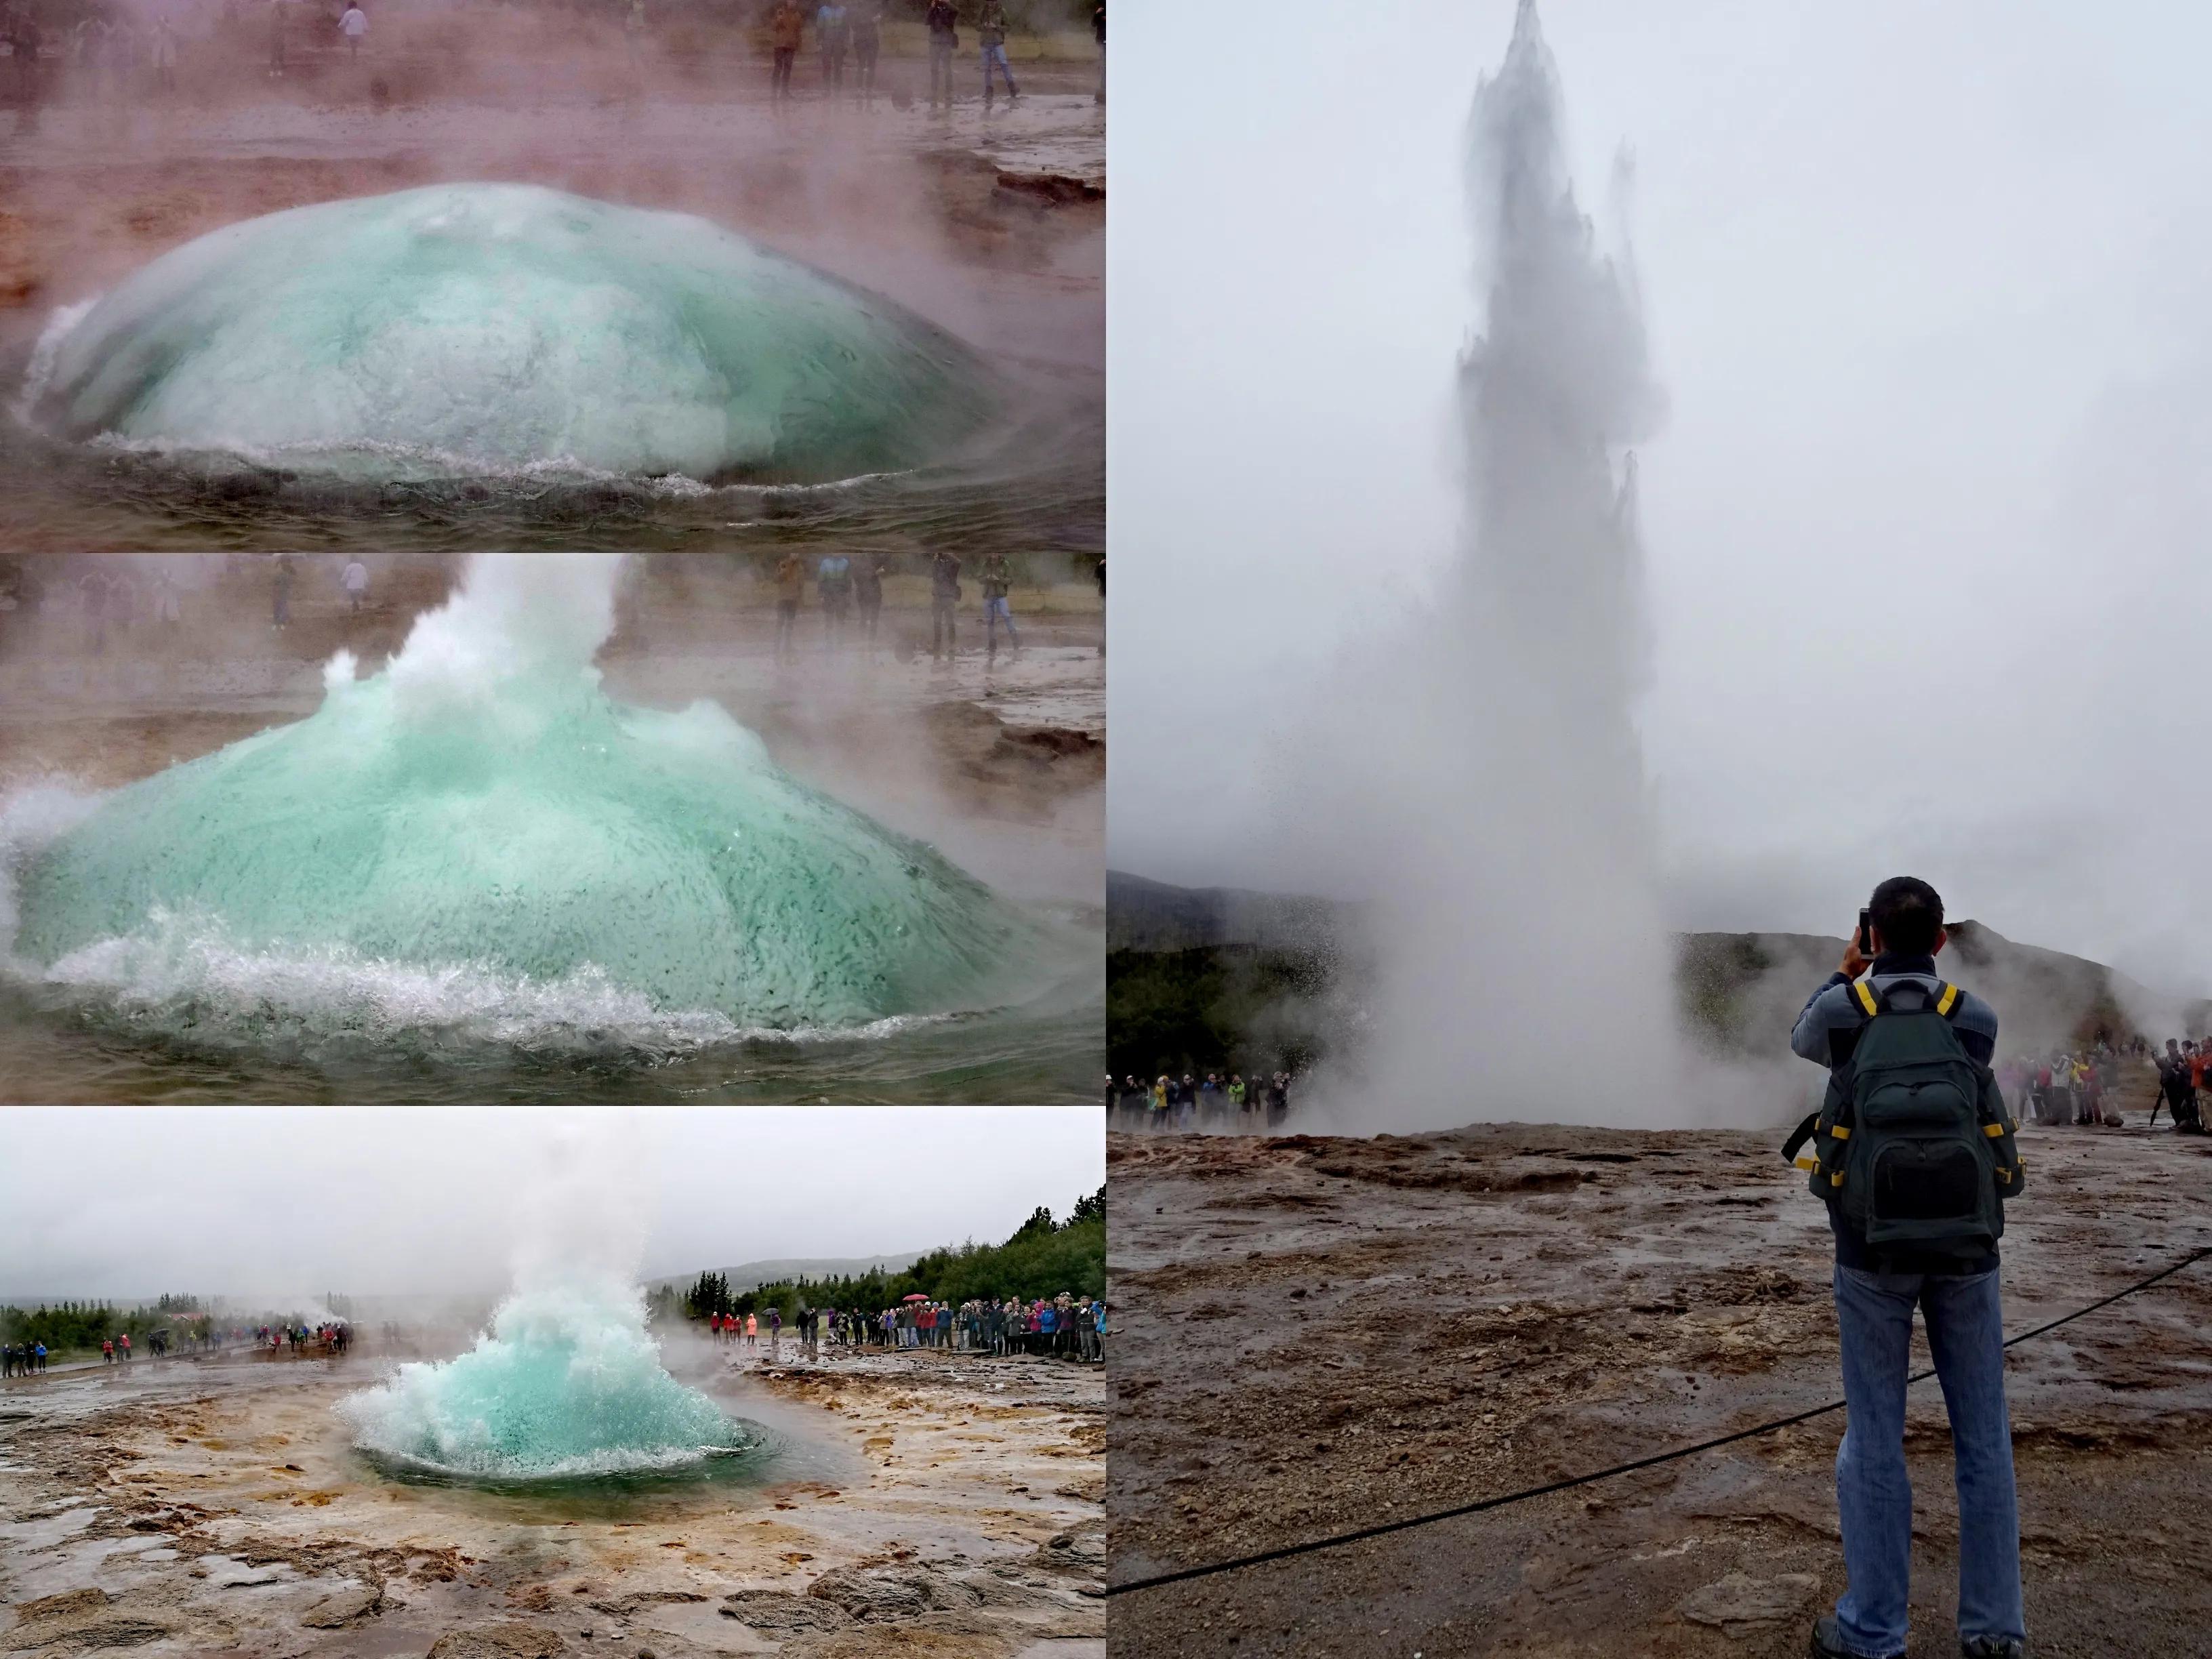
top-left (1934, 981), bottom-right (1961, 1019)
top-left (1851, 979), bottom-right (1878, 1017)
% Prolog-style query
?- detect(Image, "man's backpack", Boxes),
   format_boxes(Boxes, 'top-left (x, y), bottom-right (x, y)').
top-left (1784, 979), bottom-right (2023, 1261)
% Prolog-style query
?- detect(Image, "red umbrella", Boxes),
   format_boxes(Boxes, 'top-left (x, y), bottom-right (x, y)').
top-left (901, 1293), bottom-right (929, 1302)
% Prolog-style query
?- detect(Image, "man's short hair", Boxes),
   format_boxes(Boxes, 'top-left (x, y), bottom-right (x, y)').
top-left (1868, 875), bottom-right (1944, 957)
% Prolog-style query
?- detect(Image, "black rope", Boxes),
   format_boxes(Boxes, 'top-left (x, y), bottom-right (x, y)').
top-left (1107, 1244), bottom-right (2212, 1597)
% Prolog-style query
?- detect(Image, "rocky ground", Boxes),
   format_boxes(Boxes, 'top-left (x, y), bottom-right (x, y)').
top-left (1105, 1087), bottom-right (2212, 1657)
top-left (0, 1336), bottom-right (1104, 1658)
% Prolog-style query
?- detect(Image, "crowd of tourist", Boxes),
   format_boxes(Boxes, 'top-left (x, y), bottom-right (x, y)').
top-left (771, 547), bottom-right (1048, 665)
top-left (0, 0), bottom-right (1105, 113)
top-left (707, 1292), bottom-right (1104, 1362)
top-left (1994, 1033), bottom-right (2211, 1134)
top-left (1108, 1071), bottom-right (1295, 1132)
top-left (1, 1317), bottom-right (350, 1378)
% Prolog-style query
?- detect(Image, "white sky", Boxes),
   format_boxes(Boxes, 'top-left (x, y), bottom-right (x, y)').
top-left (0, 1107), bottom-right (1102, 1301)
top-left (1108, 0), bottom-right (2212, 992)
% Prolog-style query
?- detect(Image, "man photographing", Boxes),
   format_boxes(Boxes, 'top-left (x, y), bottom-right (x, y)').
top-left (1788, 876), bottom-right (2028, 1659)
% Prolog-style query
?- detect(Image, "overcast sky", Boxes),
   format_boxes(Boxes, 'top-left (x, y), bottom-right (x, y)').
top-left (1109, 0), bottom-right (2212, 992)
top-left (0, 1108), bottom-right (1101, 1302)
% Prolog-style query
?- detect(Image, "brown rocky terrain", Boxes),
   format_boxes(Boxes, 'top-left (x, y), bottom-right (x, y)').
top-left (1106, 1096), bottom-right (2212, 1657)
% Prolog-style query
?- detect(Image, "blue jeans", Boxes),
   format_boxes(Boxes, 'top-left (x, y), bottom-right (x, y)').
top-left (985, 594), bottom-right (1019, 650)
top-left (982, 41), bottom-right (1016, 98)
top-left (1831, 1263), bottom-right (2025, 1656)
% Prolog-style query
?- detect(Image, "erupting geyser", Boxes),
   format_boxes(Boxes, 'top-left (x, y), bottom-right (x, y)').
top-left (27, 184), bottom-right (995, 484)
top-left (341, 1276), bottom-right (753, 1481)
top-left (3, 555), bottom-right (1031, 1050)
top-left (1287, 0), bottom-right (1678, 1126)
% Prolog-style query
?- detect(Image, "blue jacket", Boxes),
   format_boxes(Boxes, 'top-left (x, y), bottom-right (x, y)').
top-left (1790, 952), bottom-right (2001, 1273)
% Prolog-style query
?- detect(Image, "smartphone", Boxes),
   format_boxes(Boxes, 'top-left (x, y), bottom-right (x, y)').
top-left (1856, 908), bottom-right (1873, 956)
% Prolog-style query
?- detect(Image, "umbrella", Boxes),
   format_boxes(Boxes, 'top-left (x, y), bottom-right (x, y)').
top-left (901, 1293), bottom-right (929, 1302)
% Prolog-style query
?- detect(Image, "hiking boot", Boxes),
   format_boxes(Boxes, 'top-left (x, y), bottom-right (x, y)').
top-left (1960, 1639), bottom-right (2026, 1659)
top-left (1809, 1618), bottom-right (1900, 1659)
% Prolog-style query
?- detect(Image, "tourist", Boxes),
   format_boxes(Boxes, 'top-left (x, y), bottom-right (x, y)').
top-left (272, 552), bottom-right (296, 629)
top-left (5, 9), bottom-right (42, 117)
top-left (150, 16), bottom-right (177, 91)
top-left (853, 552), bottom-right (885, 647)
top-left (767, 0), bottom-right (802, 102)
top-left (102, 1337), bottom-right (115, 1364)
top-left (773, 551), bottom-right (804, 663)
top-left (1788, 878), bottom-right (2026, 1659)
top-left (849, 0), bottom-right (880, 100)
top-left (979, 551), bottom-right (1019, 659)
top-left (342, 558), bottom-right (369, 614)
top-left (338, 2), bottom-right (365, 58)
top-left (815, 2), bottom-right (846, 90)
top-left (2154, 1038), bottom-right (2204, 1132)
top-left (977, 0), bottom-right (1016, 106)
top-left (923, 0), bottom-right (955, 108)
top-left (817, 554), bottom-right (853, 649)
top-left (745, 1309), bottom-right (758, 1348)
top-left (928, 548), bottom-right (960, 661)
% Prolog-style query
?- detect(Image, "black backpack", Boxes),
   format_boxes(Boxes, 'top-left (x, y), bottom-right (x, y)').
top-left (1784, 979), bottom-right (2024, 1260)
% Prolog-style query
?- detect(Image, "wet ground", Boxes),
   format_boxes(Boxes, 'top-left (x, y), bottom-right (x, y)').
top-left (0, 1332), bottom-right (1104, 1658)
top-left (1105, 1082), bottom-right (2212, 1657)
top-left (0, 556), bottom-right (1103, 1103)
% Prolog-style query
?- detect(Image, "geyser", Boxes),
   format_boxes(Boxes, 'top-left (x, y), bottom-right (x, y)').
top-left (342, 1117), bottom-right (752, 1481)
top-left (341, 1277), bottom-right (752, 1481)
top-left (27, 184), bottom-right (995, 484)
top-left (1284, 0), bottom-right (1678, 1126)
top-left (3, 555), bottom-right (1032, 1048)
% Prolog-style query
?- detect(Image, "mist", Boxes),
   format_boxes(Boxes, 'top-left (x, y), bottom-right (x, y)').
top-left (1109, 0), bottom-right (2212, 1011)
top-left (0, 1106), bottom-right (1103, 1302)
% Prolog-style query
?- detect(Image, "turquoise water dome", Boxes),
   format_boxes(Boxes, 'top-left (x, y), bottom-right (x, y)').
top-left (5, 557), bottom-right (1031, 1043)
top-left (30, 184), bottom-right (995, 483)
top-left (342, 1279), bottom-right (752, 1479)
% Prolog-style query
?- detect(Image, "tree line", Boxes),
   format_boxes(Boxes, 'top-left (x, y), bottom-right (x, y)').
top-left (669, 1185), bottom-right (1104, 1324)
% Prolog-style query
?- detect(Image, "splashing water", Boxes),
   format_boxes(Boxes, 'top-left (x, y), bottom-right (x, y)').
top-left (341, 1277), bottom-right (752, 1481)
top-left (1289, 0), bottom-right (1677, 1127)
top-left (23, 184), bottom-right (996, 485)
top-left (2, 556), bottom-right (1036, 1054)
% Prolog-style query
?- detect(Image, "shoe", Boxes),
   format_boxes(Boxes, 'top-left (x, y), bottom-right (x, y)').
top-left (1809, 1618), bottom-right (1900, 1659)
top-left (1960, 1639), bottom-right (2025, 1659)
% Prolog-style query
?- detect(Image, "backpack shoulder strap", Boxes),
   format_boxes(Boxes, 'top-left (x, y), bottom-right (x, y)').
top-left (1931, 981), bottom-right (1962, 1020)
top-left (1782, 1110), bottom-right (1820, 1169)
top-left (1849, 979), bottom-right (1878, 1017)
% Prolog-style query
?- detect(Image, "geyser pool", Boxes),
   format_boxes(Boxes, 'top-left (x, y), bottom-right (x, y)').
top-left (1, 555), bottom-right (1037, 1052)
top-left (24, 183), bottom-right (996, 484)
top-left (342, 1279), bottom-right (755, 1482)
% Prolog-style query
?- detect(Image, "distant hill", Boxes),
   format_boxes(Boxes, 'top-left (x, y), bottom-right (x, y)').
top-left (1106, 870), bottom-right (1359, 953)
top-left (1109, 873), bottom-right (2204, 1075)
top-left (643, 1254), bottom-right (935, 1295)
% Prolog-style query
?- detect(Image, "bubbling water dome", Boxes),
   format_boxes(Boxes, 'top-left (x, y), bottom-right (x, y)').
top-left (3, 555), bottom-right (1033, 1051)
top-left (25, 183), bottom-right (996, 485)
top-left (342, 1275), bottom-right (753, 1481)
